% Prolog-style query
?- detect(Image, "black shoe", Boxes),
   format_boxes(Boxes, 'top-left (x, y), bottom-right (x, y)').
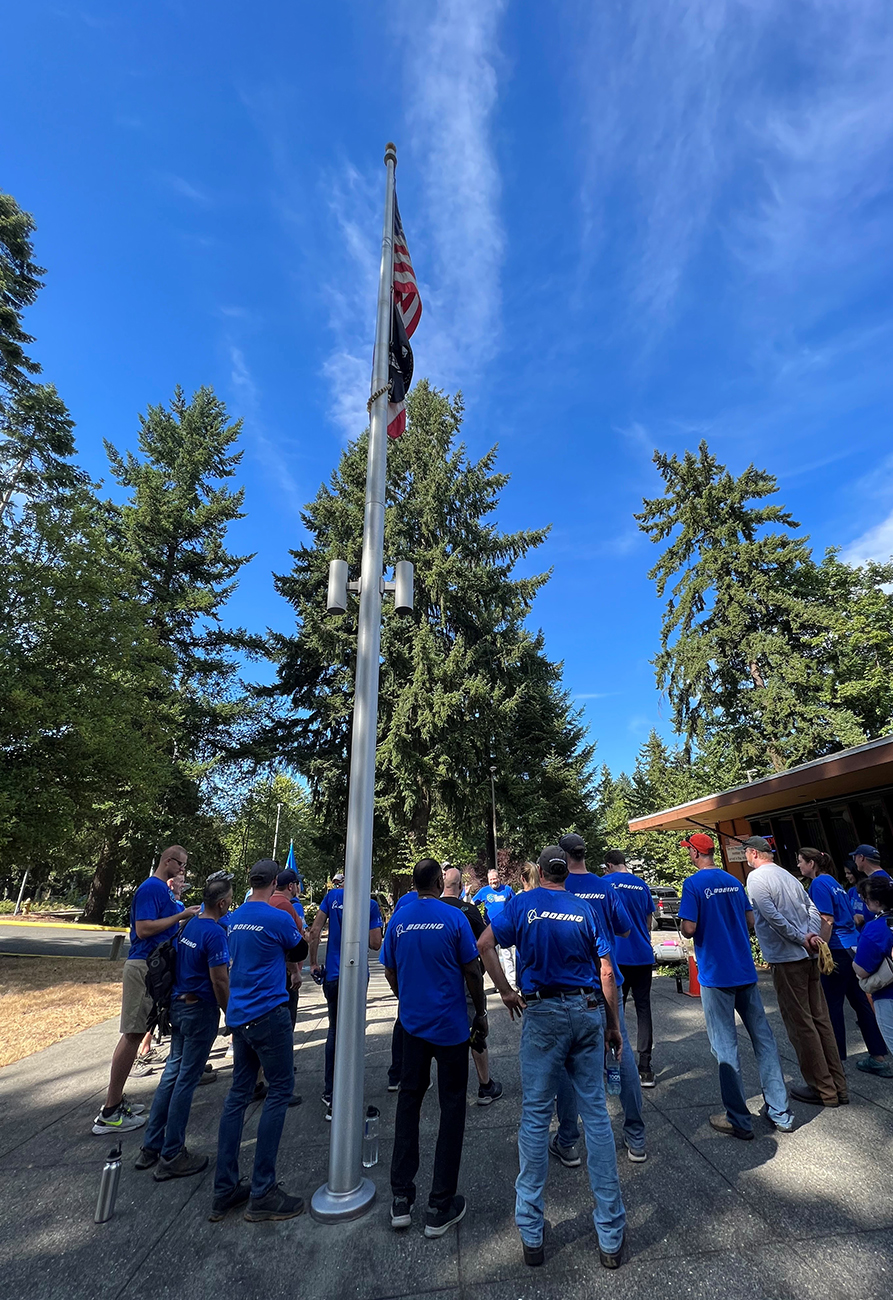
top-left (390, 1195), bottom-right (413, 1229)
top-left (253, 1081), bottom-right (269, 1102)
top-left (209, 1180), bottom-right (251, 1222)
top-left (477, 1078), bottom-right (503, 1106)
top-left (523, 1241), bottom-right (545, 1267)
top-left (387, 1078), bottom-right (400, 1093)
top-left (153, 1148), bottom-right (209, 1181)
top-left (244, 1184), bottom-right (305, 1222)
top-left (287, 1094), bottom-right (303, 1108)
top-left (325, 1102), bottom-right (332, 1123)
top-left (203, 1062), bottom-right (213, 1073)
top-left (639, 1068), bottom-right (655, 1088)
top-left (838, 1093), bottom-right (850, 1105)
top-left (709, 1114), bottom-right (754, 1141)
top-left (424, 1194), bottom-right (467, 1238)
top-left (791, 1085), bottom-right (835, 1107)
top-left (599, 1234), bottom-right (626, 1270)
top-left (134, 1146), bottom-right (160, 1170)
top-left (548, 1133), bottom-right (582, 1168)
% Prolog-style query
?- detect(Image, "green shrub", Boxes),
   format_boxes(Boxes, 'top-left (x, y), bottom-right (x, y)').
top-left (0, 900), bottom-right (16, 914)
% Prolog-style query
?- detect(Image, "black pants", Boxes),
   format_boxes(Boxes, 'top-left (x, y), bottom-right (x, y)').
top-left (389, 1017), bottom-right (404, 1086)
top-left (390, 1031), bottom-right (468, 1211)
top-left (821, 947), bottom-right (888, 1060)
top-left (323, 979), bottom-right (339, 1100)
top-left (618, 963), bottom-right (654, 1071)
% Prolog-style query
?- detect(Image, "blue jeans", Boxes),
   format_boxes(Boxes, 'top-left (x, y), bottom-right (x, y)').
top-left (143, 997), bottom-right (220, 1159)
top-left (700, 982), bottom-right (792, 1131)
top-left (214, 1003), bottom-right (294, 1200)
top-left (517, 995), bottom-right (625, 1252)
top-left (556, 1008), bottom-right (645, 1152)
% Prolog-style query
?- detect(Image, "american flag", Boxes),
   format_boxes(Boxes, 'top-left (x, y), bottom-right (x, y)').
top-left (387, 197), bottom-right (422, 439)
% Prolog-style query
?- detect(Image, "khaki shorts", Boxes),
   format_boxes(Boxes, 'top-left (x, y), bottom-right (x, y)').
top-left (119, 958), bottom-right (153, 1035)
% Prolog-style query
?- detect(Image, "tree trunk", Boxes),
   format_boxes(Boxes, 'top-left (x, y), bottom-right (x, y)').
top-left (408, 791), bottom-right (431, 851)
top-left (83, 832), bottom-right (122, 924)
top-left (748, 660), bottom-right (785, 772)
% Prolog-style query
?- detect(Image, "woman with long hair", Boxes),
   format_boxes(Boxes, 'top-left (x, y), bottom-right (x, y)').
top-left (799, 848), bottom-right (890, 1076)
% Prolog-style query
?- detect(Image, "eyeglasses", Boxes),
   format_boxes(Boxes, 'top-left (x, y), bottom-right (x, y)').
top-left (206, 870), bottom-right (233, 884)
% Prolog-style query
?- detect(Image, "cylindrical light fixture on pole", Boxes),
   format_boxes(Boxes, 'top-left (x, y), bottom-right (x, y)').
top-left (311, 142), bottom-right (398, 1224)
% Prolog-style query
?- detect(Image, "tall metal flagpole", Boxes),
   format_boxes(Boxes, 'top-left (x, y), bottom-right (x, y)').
top-left (311, 142), bottom-right (397, 1223)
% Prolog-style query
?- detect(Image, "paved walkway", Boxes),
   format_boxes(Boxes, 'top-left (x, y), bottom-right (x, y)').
top-left (1, 969), bottom-right (892, 1300)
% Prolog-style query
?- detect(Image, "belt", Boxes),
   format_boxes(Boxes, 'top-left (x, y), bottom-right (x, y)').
top-left (526, 985), bottom-right (597, 1001)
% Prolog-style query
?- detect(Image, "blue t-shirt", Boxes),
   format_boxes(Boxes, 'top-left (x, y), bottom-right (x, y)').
top-left (850, 872), bottom-right (891, 924)
top-left (490, 887), bottom-right (610, 996)
top-left (222, 900), bottom-right (302, 1026)
top-left (174, 916), bottom-right (230, 1004)
top-left (563, 871), bottom-right (632, 986)
top-left (472, 884), bottom-right (514, 925)
top-left (128, 876), bottom-right (181, 962)
top-left (319, 889), bottom-right (384, 980)
top-left (809, 874), bottom-right (859, 951)
top-left (601, 871), bottom-right (656, 966)
top-left (678, 869), bottom-right (756, 988)
top-left (291, 898), bottom-right (305, 922)
top-left (380, 896), bottom-right (479, 1045)
top-left (855, 916), bottom-right (893, 1002)
top-left (392, 890), bottom-right (417, 916)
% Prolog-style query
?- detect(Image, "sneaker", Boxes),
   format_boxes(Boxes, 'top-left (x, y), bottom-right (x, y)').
top-left (134, 1146), bottom-right (160, 1170)
top-left (623, 1139), bottom-right (647, 1163)
top-left (424, 1194), bottom-right (466, 1238)
top-left (130, 1055), bottom-right (157, 1077)
top-left (253, 1081), bottom-right (269, 1102)
top-left (92, 1103), bottom-right (147, 1135)
top-left (638, 1068), bottom-right (656, 1088)
top-left (387, 1081), bottom-right (400, 1093)
top-left (287, 1093), bottom-right (303, 1108)
top-left (790, 1085), bottom-right (836, 1106)
top-left (856, 1056), bottom-right (893, 1078)
top-left (477, 1078), bottom-right (504, 1106)
top-left (203, 1063), bottom-right (213, 1073)
top-left (209, 1180), bottom-right (251, 1222)
top-left (325, 1102), bottom-right (332, 1123)
top-left (154, 1148), bottom-right (209, 1181)
top-left (548, 1133), bottom-right (582, 1168)
top-left (709, 1114), bottom-right (754, 1141)
top-left (244, 1184), bottom-right (305, 1222)
top-left (390, 1195), bottom-right (413, 1229)
top-left (522, 1240), bottom-right (545, 1267)
top-left (120, 1095), bottom-right (146, 1115)
top-left (770, 1118), bottom-right (796, 1133)
top-left (198, 1070), bottom-right (217, 1086)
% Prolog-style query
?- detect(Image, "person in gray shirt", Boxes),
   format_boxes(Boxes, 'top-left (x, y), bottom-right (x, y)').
top-left (744, 837), bottom-right (847, 1108)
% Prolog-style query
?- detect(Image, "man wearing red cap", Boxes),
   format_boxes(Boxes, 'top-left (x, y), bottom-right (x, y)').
top-left (678, 834), bottom-right (794, 1138)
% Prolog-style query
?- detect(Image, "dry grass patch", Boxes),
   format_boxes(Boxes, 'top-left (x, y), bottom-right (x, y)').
top-left (0, 956), bottom-right (122, 1067)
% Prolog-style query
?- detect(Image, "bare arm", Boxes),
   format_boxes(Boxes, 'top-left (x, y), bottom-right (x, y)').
top-left (600, 957), bottom-right (622, 1058)
top-left (817, 913), bottom-right (834, 945)
top-left (383, 965), bottom-right (399, 997)
top-left (463, 959), bottom-right (486, 1020)
top-left (853, 960), bottom-right (870, 979)
top-left (478, 926), bottom-right (526, 1018)
top-left (134, 907), bottom-right (200, 939)
top-left (209, 964), bottom-right (229, 1012)
top-left (368, 926), bottom-right (383, 953)
top-left (680, 919), bottom-right (697, 939)
top-left (308, 912), bottom-right (327, 969)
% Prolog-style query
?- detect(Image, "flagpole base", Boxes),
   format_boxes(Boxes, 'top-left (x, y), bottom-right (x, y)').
top-left (310, 1177), bottom-right (376, 1223)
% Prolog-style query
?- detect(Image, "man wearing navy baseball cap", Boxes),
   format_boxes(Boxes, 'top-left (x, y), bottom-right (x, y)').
top-left (851, 846), bottom-right (890, 929)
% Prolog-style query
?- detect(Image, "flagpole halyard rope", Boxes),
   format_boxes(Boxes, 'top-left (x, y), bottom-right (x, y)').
top-left (367, 384), bottom-right (389, 413)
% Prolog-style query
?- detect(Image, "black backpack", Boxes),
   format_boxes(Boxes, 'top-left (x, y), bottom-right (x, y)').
top-left (144, 938), bottom-right (178, 1036)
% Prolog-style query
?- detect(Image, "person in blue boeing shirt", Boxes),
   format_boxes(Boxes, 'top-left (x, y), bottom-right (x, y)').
top-left (93, 845), bottom-right (199, 1137)
top-left (308, 868), bottom-right (384, 1119)
top-left (854, 875), bottom-right (893, 1050)
top-left (382, 858), bottom-right (486, 1239)
top-left (135, 873), bottom-right (232, 1179)
top-left (212, 859), bottom-right (307, 1224)
top-left (852, 845), bottom-right (892, 928)
top-left (557, 833), bottom-right (647, 1164)
top-left (387, 888), bottom-right (417, 1089)
top-left (473, 868), bottom-right (516, 985)
top-left (480, 845), bottom-right (626, 1270)
top-left (678, 834), bottom-right (794, 1139)
top-left (799, 847), bottom-right (891, 1076)
top-left (601, 849), bottom-right (657, 1088)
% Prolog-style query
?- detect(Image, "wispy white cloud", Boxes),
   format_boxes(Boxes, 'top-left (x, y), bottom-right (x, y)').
top-left (160, 173), bottom-right (212, 205)
top-left (229, 345), bottom-right (303, 512)
top-left (575, 692), bottom-right (620, 700)
top-left (841, 512), bottom-right (893, 566)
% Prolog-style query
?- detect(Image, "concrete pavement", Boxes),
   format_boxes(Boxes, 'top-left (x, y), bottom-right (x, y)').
top-left (1, 969), bottom-right (892, 1300)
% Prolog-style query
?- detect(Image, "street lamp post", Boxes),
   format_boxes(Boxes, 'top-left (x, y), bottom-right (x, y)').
top-left (489, 765), bottom-right (498, 872)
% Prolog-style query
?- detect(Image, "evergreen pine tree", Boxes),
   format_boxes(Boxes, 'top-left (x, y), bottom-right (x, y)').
top-left (267, 380), bottom-right (596, 866)
top-left (636, 441), bottom-right (866, 771)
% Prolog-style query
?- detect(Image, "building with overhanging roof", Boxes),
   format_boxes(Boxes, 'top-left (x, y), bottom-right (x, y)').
top-left (628, 734), bottom-right (893, 883)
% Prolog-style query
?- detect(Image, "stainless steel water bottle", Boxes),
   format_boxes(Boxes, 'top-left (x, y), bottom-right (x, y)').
top-left (94, 1143), bottom-right (122, 1223)
top-left (362, 1106), bottom-right (380, 1168)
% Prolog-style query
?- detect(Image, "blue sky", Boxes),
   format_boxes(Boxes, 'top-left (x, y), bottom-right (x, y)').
top-left (3, 1), bottom-right (893, 775)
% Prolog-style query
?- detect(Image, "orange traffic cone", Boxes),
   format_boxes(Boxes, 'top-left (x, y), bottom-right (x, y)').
top-left (686, 954), bottom-right (701, 998)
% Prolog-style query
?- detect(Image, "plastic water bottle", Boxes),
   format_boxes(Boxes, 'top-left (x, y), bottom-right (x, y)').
top-left (363, 1106), bottom-right (380, 1168)
top-left (605, 1049), bottom-right (621, 1097)
top-left (94, 1144), bottom-right (122, 1223)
